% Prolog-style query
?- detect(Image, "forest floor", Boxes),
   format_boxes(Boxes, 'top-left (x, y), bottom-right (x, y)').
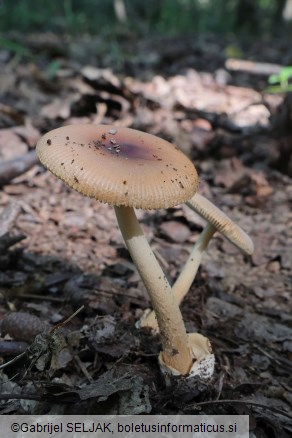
top-left (0, 32), bottom-right (291, 436)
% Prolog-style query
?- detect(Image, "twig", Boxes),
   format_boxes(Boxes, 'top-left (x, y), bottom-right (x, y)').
top-left (15, 293), bottom-right (66, 302)
top-left (0, 393), bottom-right (42, 401)
top-left (192, 399), bottom-right (292, 420)
top-left (49, 305), bottom-right (85, 334)
top-left (253, 344), bottom-right (292, 372)
top-left (73, 354), bottom-right (93, 383)
top-left (0, 351), bottom-right (27, 371)
top-left (94, 288), bottom-right (147, 300)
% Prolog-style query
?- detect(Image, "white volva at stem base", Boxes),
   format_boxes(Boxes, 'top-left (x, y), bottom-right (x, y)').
top-left (114, 205), bottom-right (193, 375)
top-left (159, 333), bottom-right (215, 385)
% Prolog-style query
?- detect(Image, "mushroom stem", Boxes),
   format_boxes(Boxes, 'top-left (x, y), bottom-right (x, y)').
top-left (139, 222), bottom-right (216, 330)
top-left (172, 222), bottom-right (216, 303)
top-left (114, 205), bottom-right (192, 375)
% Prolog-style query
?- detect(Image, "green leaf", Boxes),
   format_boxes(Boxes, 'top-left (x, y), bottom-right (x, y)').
top-left (265, 84), bottom-right (292, 94)
top-left (0, 37), bottom-right (30, 57)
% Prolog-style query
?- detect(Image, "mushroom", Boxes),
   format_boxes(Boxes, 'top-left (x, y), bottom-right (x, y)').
top-left (36, 124), bottom-right (202, 376)
top-left (179, 193), bottom-right (254, 301)
top-left (140, 193), bottom-right (254, 331)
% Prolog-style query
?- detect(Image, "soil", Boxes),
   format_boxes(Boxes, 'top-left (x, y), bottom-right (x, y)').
top-left (0, 33), bottom-right (291, 436)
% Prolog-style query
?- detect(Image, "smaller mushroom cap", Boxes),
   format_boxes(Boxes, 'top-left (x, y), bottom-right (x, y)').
top-left (186, 194), bottom-right (254, 255)
top-left (36, 124), bottom-right (198, 209)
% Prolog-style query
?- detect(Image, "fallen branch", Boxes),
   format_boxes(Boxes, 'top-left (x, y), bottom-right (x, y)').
top-left (0, 340), bottom-right (28, 356)
top-left (225, 58), bottom-right (283, 76)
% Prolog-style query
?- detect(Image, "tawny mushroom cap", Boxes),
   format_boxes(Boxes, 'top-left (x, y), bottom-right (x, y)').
top-left (36, 124), bottom-right (198, 209)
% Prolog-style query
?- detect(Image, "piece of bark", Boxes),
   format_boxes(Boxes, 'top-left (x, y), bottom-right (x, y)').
top-left (0, 150), bottom-right (38, 186)
top-left (0, 203), bottom-right (20, 236)
top-left (0, 232), bottom-right (26, 254)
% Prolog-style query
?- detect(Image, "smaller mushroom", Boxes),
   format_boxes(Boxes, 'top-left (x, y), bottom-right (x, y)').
top-left (176, 193), bottom-right (254, 301)
top-left (139, 193), bottom-right (254, 331)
